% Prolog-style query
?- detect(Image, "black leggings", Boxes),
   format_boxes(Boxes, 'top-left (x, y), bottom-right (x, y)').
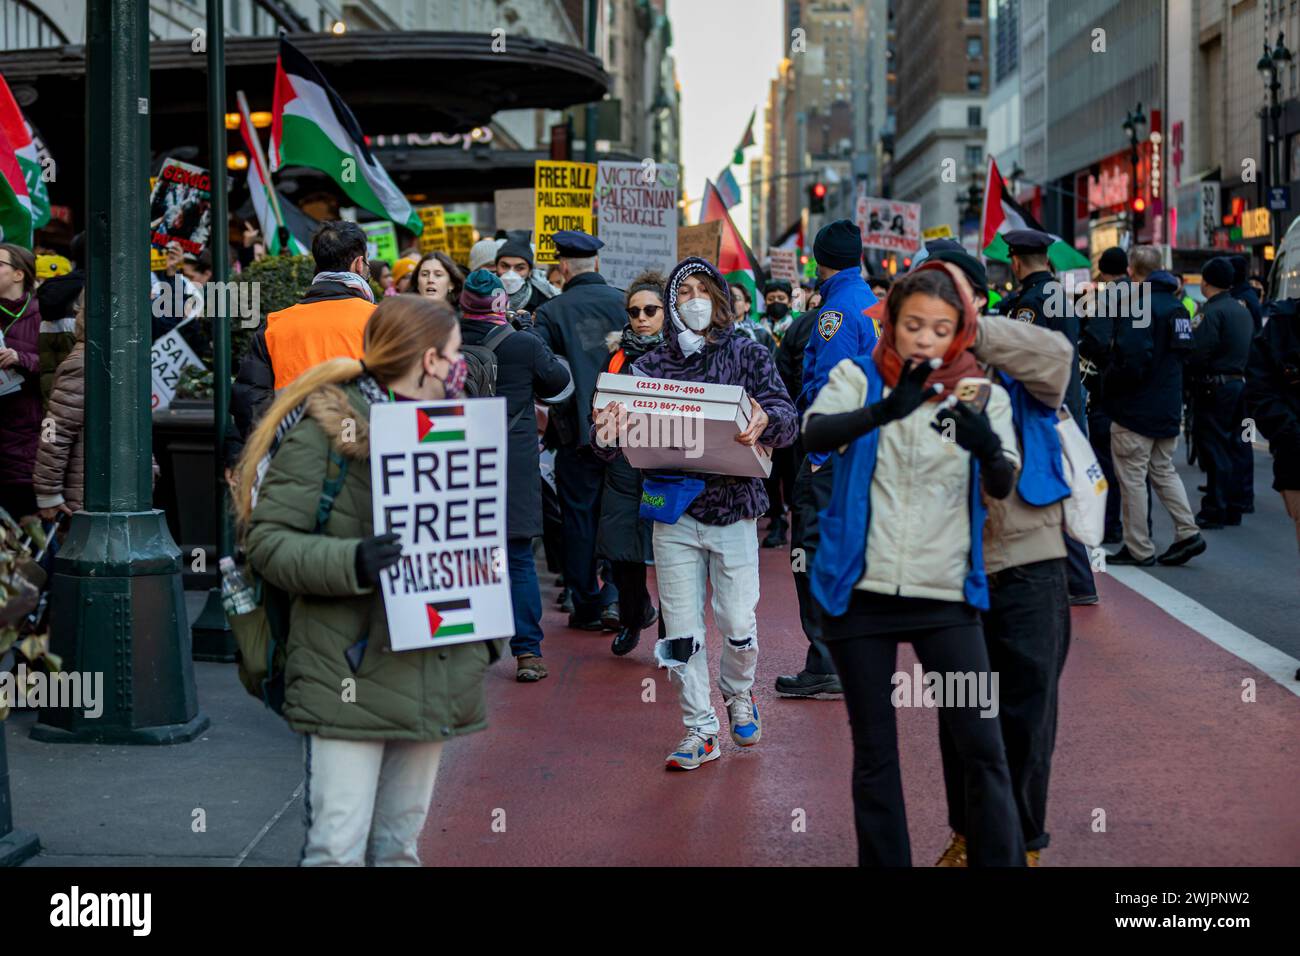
top-left (827, 625), bottom-right (1025, 867)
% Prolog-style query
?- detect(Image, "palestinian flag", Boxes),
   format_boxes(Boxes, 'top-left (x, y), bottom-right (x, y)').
top-left (0, 121), bottom-right (30, 247)
top-left (701, 178), bottom-right (763, 319)
top-left (416, 405), bottom-right (466, 443)
top-left (237, 93), bottom-right (308, 256)
top-left (733, 109), bottom-right (756, 166)
top-left (981, 155), bottom-right (1089, 271)
top-left (270, 37), bottom-right (421, 235)
top-left (427, 599), bottom-right (474, 639)
top-left (0, 73), bottom-right (47, 233)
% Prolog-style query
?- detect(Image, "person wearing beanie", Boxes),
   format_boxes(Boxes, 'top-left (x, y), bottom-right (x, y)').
top-left (1097, 246), bottom-right (1128, 281)
top-left (1081, 246), bottom-right (1133, 544)
top-left (776, 218), bottom-right (881, 700)
top-left (36, 234), bottom-right (85, 405)
top-left (495, 237), bottom-right (551, 315)
top-left (457, 267), bottom-right (570, 682)
top-left (1186, 257), bottom-right (1256, 529)
top-left (532, 229), bottom-right (629, 631)
top-left (390, 256), bottom-right (418, 294)
top-left (1245, 296), bottom-right (1300, 551)
top-left (590, 256), bottom-right (798, 770)
top-left (467, 237), bottom-right (504, 273)
top-left (801, 260), bottom-right (1024, 866)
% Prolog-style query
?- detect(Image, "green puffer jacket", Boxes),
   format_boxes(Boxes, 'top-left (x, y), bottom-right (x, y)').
top-left (245, 380), bottom-right (504, 741)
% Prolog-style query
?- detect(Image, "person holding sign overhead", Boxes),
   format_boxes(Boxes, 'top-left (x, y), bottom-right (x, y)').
top-left (533, 230), bottom-right (630, 630)
top-left (236, 295), bottom-right (500, 867)
top-left (591, 256), bottom-right (798, 771)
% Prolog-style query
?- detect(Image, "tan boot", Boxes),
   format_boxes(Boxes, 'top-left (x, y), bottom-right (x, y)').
top-left (935, 832), bottom-right (968, 867)
top-left (515, 654), bottom-right (548, 682)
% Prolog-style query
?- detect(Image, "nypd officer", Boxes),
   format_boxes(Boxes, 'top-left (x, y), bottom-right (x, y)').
top-left (533, 230), bottom-right (628, 629)
top-left (775, 219), bottom-right (879, 698)
top-left (999, 228), bottom-right (1096, 604)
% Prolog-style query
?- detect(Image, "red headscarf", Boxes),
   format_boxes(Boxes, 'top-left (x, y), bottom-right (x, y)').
top-left (870, 259), bottom-right (982, 400)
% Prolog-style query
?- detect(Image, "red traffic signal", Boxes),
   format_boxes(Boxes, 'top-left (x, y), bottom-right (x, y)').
top-left (812, 182), bottom-right (827, 199)
top-left (1133, 197), bottom-right (1146, 213)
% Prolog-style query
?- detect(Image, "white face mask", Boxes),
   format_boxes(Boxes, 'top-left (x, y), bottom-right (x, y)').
top-left (678, 297), bottom-right (713, 332)
top-left (499, 271), bottom-right (525, 295)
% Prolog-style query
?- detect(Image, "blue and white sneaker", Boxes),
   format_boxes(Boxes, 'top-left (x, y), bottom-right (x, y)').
top-left (725, 691), bottom-right (761, 746)
top-left (665, 729), bottom-right (721, 770)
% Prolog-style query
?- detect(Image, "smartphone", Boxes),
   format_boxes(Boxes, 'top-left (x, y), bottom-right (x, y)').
top-left (955, 377), bottom-right (992, 413)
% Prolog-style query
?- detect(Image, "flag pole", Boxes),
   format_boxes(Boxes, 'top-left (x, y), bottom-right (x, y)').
top-left (978, 154), bottom-right (994, 264)
top-left (236, 89), bottom-right (289, 252)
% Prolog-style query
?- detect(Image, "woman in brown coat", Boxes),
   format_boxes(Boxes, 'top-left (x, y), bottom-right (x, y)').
top-left (33, 295), bottom-right (85, 518)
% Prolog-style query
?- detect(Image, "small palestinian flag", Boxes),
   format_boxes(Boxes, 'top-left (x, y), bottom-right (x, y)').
top-left (416, 405), bottom-right (465, 443)
top-left (981, 155), bottom-right (1089, 271)
top-left (427, 599), bottom-right (474, 639)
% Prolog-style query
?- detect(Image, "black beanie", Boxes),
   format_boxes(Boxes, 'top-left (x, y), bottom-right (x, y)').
top-left (928, 249), bottom-right (988, 295)
top-left (495, 238), bottom-right (534, 269)
top-left (813, 219), bottom-right (862, 272)
top-left (1098, 246), bottom-right (1128, 276)
top-left (1202, 257), bottom-right (1233, 290)
top-left (1229, 255), bottom-right (1247, 287)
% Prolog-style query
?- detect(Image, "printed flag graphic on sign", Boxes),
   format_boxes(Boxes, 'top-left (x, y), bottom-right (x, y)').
top-left (427, 599), bottom-right (475, 639)
top-left (417, 405), bottom-right (466, 443)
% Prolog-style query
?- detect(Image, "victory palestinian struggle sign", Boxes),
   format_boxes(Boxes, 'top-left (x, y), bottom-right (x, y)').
top-left (595, 160), bottom-right (679, 290)
top-left (369, 398), bottom-right (513, 652)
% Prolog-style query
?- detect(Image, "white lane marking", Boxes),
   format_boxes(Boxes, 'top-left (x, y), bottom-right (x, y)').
top-left (234, 780), bottom-right (305, 867)
top-left (1105, 566), bottom-right (1300, 698)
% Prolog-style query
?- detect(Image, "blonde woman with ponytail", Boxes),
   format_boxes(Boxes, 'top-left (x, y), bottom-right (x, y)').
top-left (236, 295), bottom-right (498, 867)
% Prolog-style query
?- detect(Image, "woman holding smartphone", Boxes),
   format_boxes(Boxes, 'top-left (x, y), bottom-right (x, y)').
top-left (802, 260), bottom-right (1024, 866)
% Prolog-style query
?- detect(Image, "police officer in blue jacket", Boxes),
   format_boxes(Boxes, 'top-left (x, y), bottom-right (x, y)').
top-left (775, 219), bottom-right (879, 698)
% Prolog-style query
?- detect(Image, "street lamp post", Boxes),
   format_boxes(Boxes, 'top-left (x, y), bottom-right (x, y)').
top-left (1258, 31), bottom-right (1293, 252)
top-left (1123, 103), bottom-right (1147, 245)
top-left (189, 0), bottom-right (237, 662)
top-left (32, 0), bottom-right (209, 745)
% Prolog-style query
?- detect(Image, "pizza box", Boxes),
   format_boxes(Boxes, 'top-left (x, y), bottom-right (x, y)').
top-left (593, 372), bottom-right (773, 479)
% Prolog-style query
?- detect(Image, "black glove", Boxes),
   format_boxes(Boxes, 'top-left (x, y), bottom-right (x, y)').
top-left (875, 357), bottom-right (943, 424)
top-left (355, 532), bottom-right (403, 588)
top-left (930, 399), bottom-right (1003, 463)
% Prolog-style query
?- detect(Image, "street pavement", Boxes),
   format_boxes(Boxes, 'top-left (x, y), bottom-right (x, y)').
top-left (7, 450), bottom-right (1298, 866)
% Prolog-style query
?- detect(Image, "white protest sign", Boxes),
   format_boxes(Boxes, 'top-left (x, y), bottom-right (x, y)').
top-left (369, 398), bottom-right (513, 652)
top-left (855, 196), bottom-right (922, 254)
top-left (595, 160), bottom-right (678, 290)
top-left (150, 319), bottom-right (205, 411)
top-left (768, 246), bottom-right (799, 283)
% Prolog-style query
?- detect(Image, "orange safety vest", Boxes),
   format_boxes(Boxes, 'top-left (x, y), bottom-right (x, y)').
top-left (608, 348), bottom-right (627, 374)
top-left (264, 297), bottom-right (375, 389)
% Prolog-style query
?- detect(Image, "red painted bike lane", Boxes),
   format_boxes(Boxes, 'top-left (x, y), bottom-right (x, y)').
top-left (419, 549), bottom-right (1300, 866)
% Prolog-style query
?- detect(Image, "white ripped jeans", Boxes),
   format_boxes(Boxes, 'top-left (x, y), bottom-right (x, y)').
top-left (652, 515), bottom-right (760, 734)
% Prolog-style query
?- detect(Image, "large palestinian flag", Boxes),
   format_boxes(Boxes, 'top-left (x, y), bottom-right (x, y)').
top-left (270, 38), bottom-right (420, 235)
top-left (0, 121), bottom-right (30, 248)
top-left (0, 72), bottom-right (47, 236)
top-left (701, 178), bottom-right (763, 319)
top-left (981, 155), bottom-right (1088, 271)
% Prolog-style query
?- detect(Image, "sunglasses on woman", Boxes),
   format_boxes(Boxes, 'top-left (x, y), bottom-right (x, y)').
top-left (626, 305), bottom-right (662, 319)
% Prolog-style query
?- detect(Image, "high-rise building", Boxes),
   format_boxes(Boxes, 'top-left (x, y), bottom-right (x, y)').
top-left (890, 0), bottom-right (989, 244)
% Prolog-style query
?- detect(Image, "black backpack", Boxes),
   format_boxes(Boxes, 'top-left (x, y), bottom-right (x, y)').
top-left (462, 324), bottom-right (514, 399)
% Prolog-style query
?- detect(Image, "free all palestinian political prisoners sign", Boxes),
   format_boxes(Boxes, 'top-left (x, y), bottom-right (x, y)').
top-left (369, 399), bottom-right (513, 651)
top-left (534, 160), bottom-right (596, 265)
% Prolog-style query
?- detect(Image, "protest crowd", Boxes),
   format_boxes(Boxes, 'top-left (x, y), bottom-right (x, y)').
top-left (2, 38), bottom-right (1296, 876)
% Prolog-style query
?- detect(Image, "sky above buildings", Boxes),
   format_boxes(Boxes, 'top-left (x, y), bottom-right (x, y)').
top-left (665, 0), bottom-right (783, 243)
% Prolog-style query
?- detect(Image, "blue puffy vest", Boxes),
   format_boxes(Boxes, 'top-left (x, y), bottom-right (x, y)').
top-left (998, 371), bottom-right (1070, 507)
top-left (810, 354), bottom-right (989, 617)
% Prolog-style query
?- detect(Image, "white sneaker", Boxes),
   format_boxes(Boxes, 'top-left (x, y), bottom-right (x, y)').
top-left (724, 691), bottom-right (761, 746)
top-left (665, 728), bottom-right (721, 770)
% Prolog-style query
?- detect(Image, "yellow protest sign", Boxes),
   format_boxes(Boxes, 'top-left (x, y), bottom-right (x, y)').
top-left (417, 205), bottom-right (448, 255)
top-left (447, 225), bottom-right (474, 268)
top-left (534, 160), bottom-right (596, 264)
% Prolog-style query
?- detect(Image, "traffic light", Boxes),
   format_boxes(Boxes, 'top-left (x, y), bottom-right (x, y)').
top-left (1132, 196), bottom-right (1146, 231)
top-left (809, 181), bottom-right (827, 214)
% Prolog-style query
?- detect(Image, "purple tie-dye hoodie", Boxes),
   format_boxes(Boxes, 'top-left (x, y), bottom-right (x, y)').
top-left (590, 257), bottom-right (798, 526)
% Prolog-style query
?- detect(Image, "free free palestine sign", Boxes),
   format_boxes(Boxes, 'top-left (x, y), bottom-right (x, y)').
top-left (369, 398), bottom-right (514, 651)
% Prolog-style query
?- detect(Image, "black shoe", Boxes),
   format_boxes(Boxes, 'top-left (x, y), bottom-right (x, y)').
top-left (1240, 504), bottom-right (1255, 515)
top-left (1107, 545), bottom-right (1155, 567)
top-left (640, 603), bottom-right (660, 632)
top-left (774, 670), bottom-right (843, 697)
top-left (601, 603), bottom-right (621, 631)
top-left (761, 526), bottom-right (787, 548)
top-left (1157, 533), bottom-right (1207, 566)
top-left (567, 610), bottom-right (605, 631)
top-left (1102, 531), bottom-right (1123, 545)
top-left (1222, 513), bottom-right (1243, 526)
top-left (610, 627), bottom-right (640, 656)
top-left (1195, 514), bottom-right (1225, 530)
top-left (1069, 594), bottom-right (1100, 606)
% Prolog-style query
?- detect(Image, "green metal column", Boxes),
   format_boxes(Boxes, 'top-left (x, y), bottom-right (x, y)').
top-left (190, 0), bottom-right (237, 662)
top-left (32, 0), bottom-right (209, 745)
top-left (584, 0), bottom-right (598, 164)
